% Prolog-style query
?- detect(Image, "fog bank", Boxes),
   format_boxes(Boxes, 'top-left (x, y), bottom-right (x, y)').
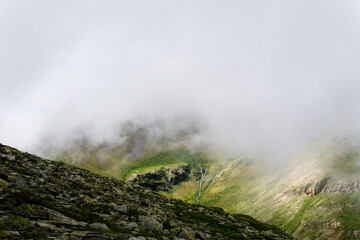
top-left (1, 1), bottom-right (360, 163)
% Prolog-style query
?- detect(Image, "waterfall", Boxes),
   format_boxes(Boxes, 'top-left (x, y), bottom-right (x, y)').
top-left (194, 154), bottom-right (204, 204)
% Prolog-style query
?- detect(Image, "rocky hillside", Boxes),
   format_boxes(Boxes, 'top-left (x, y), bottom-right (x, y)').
top-left (0, 143), bottom-right (295, 240)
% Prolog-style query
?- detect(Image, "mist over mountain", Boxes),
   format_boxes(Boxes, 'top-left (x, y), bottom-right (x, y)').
top-left (37, 116), bottom-right (207, 162)
top-left (3, 3), bottom-right (360, 239)
top-left (2, 1), bottom-right (360, 164)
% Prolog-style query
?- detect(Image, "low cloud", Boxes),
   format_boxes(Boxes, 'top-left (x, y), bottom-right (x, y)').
top-left (1, 1), bottom-right (360, 164)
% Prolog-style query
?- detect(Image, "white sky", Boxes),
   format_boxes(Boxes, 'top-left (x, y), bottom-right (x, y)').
top-left (1, 1), bottom-right (360, 161)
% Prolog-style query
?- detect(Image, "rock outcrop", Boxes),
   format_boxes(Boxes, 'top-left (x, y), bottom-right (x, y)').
top-left (0, 144), bottom-right (295, 240)
top-left (303, 177), bottom-right (329, 197)
top-left (321, 176), bottom-right (360, 194)
top-left (127, 165), bottom-right (191, 191)
top-left (302, 176), bottom-right (360, 196)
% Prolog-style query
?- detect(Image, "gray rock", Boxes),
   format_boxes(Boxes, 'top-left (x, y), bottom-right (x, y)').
top-left (15, 176), bottom-right (27, 188)
top-left (177, 227), bottom-right (195, 240)
top-left (44, 207), bottom-right (87, 226)
top-left (113, 203), bottom-right (131, 214)
top-left (36, 221), bottom-right (56, 228)
top-left (140, 216), bottom-right (163, 231)
top-left (99, 213), bottom-right (111, 219)
top-left (89, 223), bottom-right (110, 231)
top-left (5, 154), bottom-right (15, 160)
top-left (128, 236), bottom-right (146, 240)
top-left (304, 178), bottom-right (328, 196)
top-left (4, 231), bottom-right (20, 236)
top-left (127, 222), bottom-right (139, 228)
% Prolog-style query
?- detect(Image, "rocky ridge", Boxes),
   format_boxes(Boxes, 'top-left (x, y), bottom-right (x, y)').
top-left (0, 143), bottom-right (295, 240)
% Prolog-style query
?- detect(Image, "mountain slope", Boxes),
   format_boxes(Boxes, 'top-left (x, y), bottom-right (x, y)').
top-left (198, 138), bottom-right (360, 239)
top-left (92, 137), bottom-right (360, 240)
top-left (0, 143), bottom-right (295, 240)
top-left (38, 131), bottom-right (360, 239)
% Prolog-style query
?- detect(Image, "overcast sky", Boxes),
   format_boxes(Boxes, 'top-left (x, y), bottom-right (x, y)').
top-left (1, 1), bottom-right (360, 161)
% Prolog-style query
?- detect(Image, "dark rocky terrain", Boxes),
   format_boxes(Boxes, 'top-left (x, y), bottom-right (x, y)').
top-left (0, 143), bottom-right (295, 240)
top-left (127, 165), bottom-right (192, 191)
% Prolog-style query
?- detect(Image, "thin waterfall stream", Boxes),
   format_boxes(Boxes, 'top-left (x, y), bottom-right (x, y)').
top-left (194, 154), bottom-right (205, 204)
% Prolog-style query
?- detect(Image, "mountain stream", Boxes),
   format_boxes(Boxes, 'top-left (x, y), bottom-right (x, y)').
top-left (194, 155), bottom-right (205, 204)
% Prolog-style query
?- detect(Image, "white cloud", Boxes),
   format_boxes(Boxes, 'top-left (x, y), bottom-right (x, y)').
top-left (1, 0), bottom-right (360, 162)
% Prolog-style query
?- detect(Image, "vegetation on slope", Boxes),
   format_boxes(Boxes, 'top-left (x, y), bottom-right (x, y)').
top-left (196, 139), bottom-right (360, 240)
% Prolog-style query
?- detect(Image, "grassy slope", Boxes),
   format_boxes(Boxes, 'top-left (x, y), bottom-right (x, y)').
top-left (121, 150), bottom-right (198, 180)
top-left (195, 155), bottom-right (360, 240)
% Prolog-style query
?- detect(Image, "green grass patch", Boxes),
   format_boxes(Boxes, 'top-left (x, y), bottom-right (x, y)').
top-left (119, 149), bottom-right (207, 180)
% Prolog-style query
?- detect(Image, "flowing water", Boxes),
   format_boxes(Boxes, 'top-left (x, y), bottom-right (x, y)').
top-left (194, 155), bottom-right (205, 204)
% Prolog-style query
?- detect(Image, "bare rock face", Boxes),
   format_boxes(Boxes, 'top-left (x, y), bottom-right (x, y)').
top-left (304, 178), bottom-right (329, 196)
top-left (127, 165), bottom-right (191, 191)
top-left (0, 143), bottom-right (295, 239)
top-left (280, 143), bottom-right (360, 198)
top-left (322, 176), bottom-right (360, 194)
top-left (288, 172), bottom-right (360, 197)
